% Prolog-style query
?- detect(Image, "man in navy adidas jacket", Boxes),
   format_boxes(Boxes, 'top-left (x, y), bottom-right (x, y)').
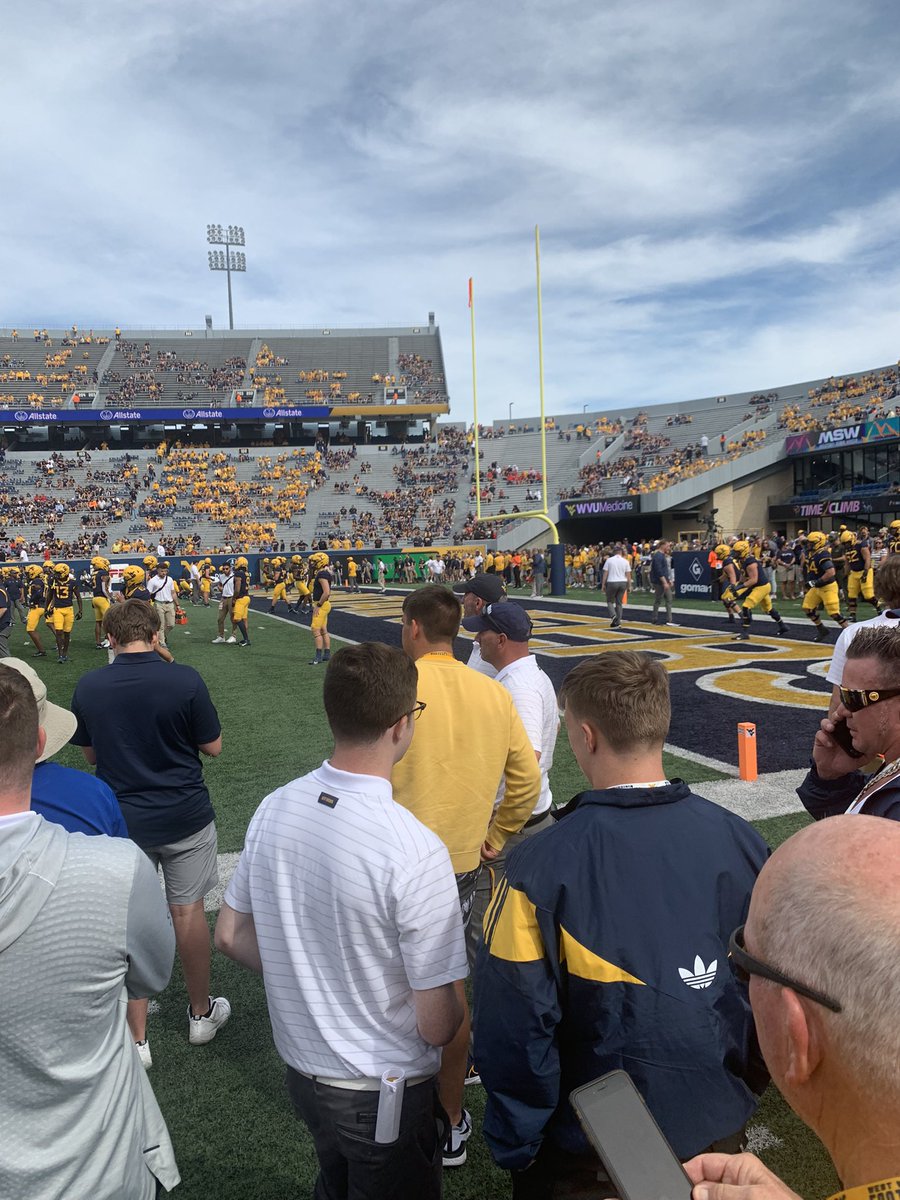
top-left (474, 651), bottom-right (770, 1199)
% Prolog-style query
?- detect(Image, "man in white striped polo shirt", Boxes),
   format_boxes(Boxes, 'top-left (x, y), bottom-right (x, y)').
top-left (215, 642), bottom-right (467, 1200)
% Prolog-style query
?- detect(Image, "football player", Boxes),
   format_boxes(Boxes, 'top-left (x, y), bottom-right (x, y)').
top-left (730, 540), bottom-right (788, 641)
top-left (801, 531), bottom-right (850, 643)
top-left (90, 555), bottom-right (112, 650)
top-left (44, 562), bottom-right (83, 663)
top-left (715, 543), bottom-right (739, 625)
top-left (230, 556), bottom-right (251, 646)
top-left (308, 552), bottom-right (332, 665)
top-left (268, 557), bottom-right (289, 614)
top-left (887, 518), bottom-right (900, 558)
top-left (24, 564), bottom-right (47, 657)
top-left (841, 528), bottom-right (880, 622)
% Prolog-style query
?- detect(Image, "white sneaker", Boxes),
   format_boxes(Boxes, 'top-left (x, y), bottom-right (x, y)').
top-left (135, 1040), bottom-right (152, 1070)
top-left (225, 636), bottom-right (237, 644)
top-left (188, 996), bottom-right (231, 1045)
top-left (211, 636), bottom-right (225, 644)
top-left (101, 639), bottom-right (110, 648)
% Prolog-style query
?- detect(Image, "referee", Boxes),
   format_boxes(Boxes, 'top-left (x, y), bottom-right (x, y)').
top-left (146, 561), bottom-right (179, 652)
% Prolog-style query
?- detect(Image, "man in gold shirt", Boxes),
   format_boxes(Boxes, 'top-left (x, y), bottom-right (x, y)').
top-left (392, 585), bottom-right (540, 1171)
top-left (686, 815), bottom-right (900, 1200)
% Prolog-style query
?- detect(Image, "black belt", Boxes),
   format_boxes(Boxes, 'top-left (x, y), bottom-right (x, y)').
top-left (524, 810), bottom-right (552, 830)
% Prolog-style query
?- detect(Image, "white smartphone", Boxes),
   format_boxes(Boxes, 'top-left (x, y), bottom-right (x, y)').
top-left (569, 1070), bottom-right (693, 1200)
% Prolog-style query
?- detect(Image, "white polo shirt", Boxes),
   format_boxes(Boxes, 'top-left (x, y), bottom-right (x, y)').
top-left (146, 575), bottom-right (178, 603)
top-left (603, 553), bottom-right (631, 584)
top-left (827, 609), bottom-right (900, 685)
top-left (224, 760), bottom-right (467, 1079)
top-left (494, 654), bottom-right (559, 816)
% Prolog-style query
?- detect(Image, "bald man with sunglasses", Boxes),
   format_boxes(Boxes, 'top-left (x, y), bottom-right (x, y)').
top-left (797, 625), bottom-right (900, 821)
top-left (685, 815), bottom-right (900, 1200)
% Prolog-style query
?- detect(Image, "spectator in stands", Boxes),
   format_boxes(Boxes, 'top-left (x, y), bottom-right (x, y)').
top-left (686, 815), bottom-right (900, 1200)
top-left (392, 585), bottom-right (540, 1168)
top-left (0, 666), bottom-right (179, 1198)
top-left (476, 652), bottom-right (769, 1198)
top-left (797, 625), bottom-right (900, 821)
top-left (71, 599), bottom-right (230, 1062)
top-left (216, 643), bottom-right (466, 1200)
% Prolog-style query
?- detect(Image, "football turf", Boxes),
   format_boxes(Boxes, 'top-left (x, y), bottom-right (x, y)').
top-left (19, 602), bottom-right (837, 1200)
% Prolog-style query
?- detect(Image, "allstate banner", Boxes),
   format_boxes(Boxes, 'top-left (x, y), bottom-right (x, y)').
top-left (673, 551), bottom-right (712, 599)
top-left (3, 405), bottom-right (334, 425)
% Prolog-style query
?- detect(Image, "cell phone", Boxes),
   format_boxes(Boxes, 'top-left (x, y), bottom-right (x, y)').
top-left (830, 717), bottom-right (863, 758)
top-left (570, 1071), bottom-right (692, 1200)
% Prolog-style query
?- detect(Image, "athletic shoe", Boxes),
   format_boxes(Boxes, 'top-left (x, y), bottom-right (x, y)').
top-left (442, 1109), bottom-right (472, 1168)
top-left (732, 631), bottom-right (750, 641)
top-left (226, 636), bottom-right (237, 644)
top-left (101, 639), bottom-right (110, 648)
top-left (309, 659), bottom-right (322, 666)
top-left (32, 651), bottom-right (46, 658)
top-left (95, 643), bottom-right (105, 649)
top-left (776, 624), bottom-right (789, 636)
top-left (188, 996), bottom-right (231, 1045)
top-left (211, 636), bottom-right (225, 644)
top-left (609, 620), bottom-right (620, 630)
top-left (814, 627), bottom-right (831, 643)
top-left (464, 1057), bottom-right (481, 1087)
top-left (135, 1040), bottom-right (152, 1070)
top-left (57, 656), bottom-right (65, 664)
top-left (239, 640), bottom-right (251, 647)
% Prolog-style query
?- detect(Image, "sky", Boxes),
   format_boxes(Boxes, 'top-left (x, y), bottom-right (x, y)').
top-left (3, 0), bottom-right (900, 423)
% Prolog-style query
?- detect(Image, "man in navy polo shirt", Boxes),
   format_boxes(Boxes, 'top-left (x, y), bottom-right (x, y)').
top-left (71, 599), bottom-right (231, 1062)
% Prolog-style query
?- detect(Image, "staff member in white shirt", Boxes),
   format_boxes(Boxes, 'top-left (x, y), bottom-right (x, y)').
top-left (146, 562), bottom-right (179, 649)
top-left (462, 600), bottom-right (559, 963)
top-left (215, 642), bottom-right (466, 1200)
top-left (602, 544), bottom-right (632, 630)
top-left (212, 562), bottom-right (235, 644)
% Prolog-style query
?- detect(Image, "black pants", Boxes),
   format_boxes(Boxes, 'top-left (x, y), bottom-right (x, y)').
top-left (286, 1068), bottom-right (447, 1200)
top-left (510, 1130), bottom-right (745, 1200)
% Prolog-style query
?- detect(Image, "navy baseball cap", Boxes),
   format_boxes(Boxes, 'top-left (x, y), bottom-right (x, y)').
top-left (463, 602), bottom-right (533, 642)
top-left (453, 573), bottom-right (505, 603)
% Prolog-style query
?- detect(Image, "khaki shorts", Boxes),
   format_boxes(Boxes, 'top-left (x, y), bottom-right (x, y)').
top-left (141, 819), bottom-right (219, 905)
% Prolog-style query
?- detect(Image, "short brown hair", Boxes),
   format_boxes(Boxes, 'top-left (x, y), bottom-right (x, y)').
top-left (323, 642), bottom-right (418, 743)
top-left (875, 554), bottom-right (900, 608)
top-left (0, 665), bottom-right (39, 793)
top-left (845, 625), bottom-right (900, 687)
top-left (103, 598), bottom-right (161, 646)
top-left (559, 650), bottom-right (671, 751)
top-left (402, 585), bottom-right (461, 643)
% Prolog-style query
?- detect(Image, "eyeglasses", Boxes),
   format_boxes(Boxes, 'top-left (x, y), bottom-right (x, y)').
top-left (728, 926), bottom-right (842, 1013)
top-left (402, 701), bottom-right (427, 723)
top-left (838, 686), bottom-right (900, 713)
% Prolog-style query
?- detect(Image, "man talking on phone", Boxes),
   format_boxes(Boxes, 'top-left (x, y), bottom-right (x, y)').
top-left (797, 625), bottom-right (900, 821)
top-left (474, 651), bottom-right (769, 1199)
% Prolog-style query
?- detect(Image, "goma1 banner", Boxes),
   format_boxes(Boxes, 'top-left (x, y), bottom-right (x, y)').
top-left (673, 550), bottom-right (712, 599)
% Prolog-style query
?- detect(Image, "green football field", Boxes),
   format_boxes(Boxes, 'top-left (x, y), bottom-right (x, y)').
top-left (23, 602), bottom-right (837, 1200)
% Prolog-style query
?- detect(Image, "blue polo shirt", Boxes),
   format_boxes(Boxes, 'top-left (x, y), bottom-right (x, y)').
top-left (31, 761), bottom-right (129, 838)
top-left (70, 651), bottom-right (221, 847)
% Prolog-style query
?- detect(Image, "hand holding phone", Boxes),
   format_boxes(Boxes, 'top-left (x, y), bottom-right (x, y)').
top-left (570, 1070), bottom-right (692, 1200)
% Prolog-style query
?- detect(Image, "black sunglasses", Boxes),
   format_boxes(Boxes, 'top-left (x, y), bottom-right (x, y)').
top-left (728, 926), bottom-right (842, 1014)
top-left (838, 686), bottom-right (900, 713)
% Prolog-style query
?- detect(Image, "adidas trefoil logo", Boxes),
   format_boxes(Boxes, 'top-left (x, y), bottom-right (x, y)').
top-left (679, 955), bottom-right (718, 989)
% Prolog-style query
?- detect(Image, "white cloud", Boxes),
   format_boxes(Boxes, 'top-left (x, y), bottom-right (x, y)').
top-left (2, 0), bottom-right (900, 421)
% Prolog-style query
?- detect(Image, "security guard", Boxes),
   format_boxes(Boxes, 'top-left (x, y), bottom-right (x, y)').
top-left (841, 528), bottom-right (880, 622)
top-left (91, 555), bottom-right (112, 649)
top-left (801, 531), bottom-right (850, 643)
top-left (44, 562), bottom-right (83, 663)
top-left (24, 564), bottom-right (48, 657)
top-left (730, 541), bottom-right (788, 641)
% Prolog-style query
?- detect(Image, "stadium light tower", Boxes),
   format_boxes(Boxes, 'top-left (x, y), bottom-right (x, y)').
top-left (206, 224), bottom-right (246, 330)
